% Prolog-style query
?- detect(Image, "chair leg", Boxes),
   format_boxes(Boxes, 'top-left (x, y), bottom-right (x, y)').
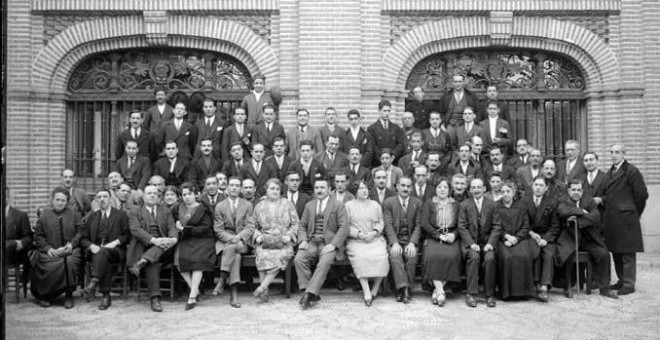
top-left (586, 258), bottom-right (593, 295)
top-left (169, 266), bottom-right (175, 302)
top-left (122, 265), bottom-right (129, 297)
top-left (15, 265), bottom-right (21, 303)
top-left (285, 261), bottom-right (292, 299)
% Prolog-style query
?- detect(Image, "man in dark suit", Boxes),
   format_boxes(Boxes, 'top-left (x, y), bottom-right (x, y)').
top-left (438, 74), bottom-right (479, 127)
top-left (603, 144), bottom-right (648, 295)
top-left (341, 109), bottom-right (374, 167)
top-left (446, 144), bottom-right (483, 184)
top-left (194, 98), bottom-right (227, 160)
top-left (117, 110), bottom-right (157, 162)
top-left (314, 134), bottom-right (350, 177)
top-left (484, 146), bottom-right (516, 182)
top-left (288, 140), bottom-right (327, 196)
top-left (411, 165), bottom-right (434, 201)
top-left (507, 139), bottom-right (531, 170)
top-left (81, 189), bottom-right (131, 310)
top-left (143, 88), bottom-right (173, 134)
top-left (383, 177), bottom-right (422, 303)
top-left (221, 142), bottom-right (250, 178)
top-left (478, 85), bottom-right (510, 123)
top-left (239, 143), bottom-right (277, 197)
top-left (264, 137), bottom-right (293, 183)
top-left (199, 175), bottom-right (225, 211)
top-left (581, 151), bottom-right (607, 206)
top-left (295, 179), bottom-right (349, 309)
top-left (284, 171), bottom-right (312, 218)
top-left (406, 86), bottom-right (433, 130)
top-left (250, 104), bottom-right (285, 157)
top-left (398, 131), bottom-right (426, 176)
top-left (458, 178), bottom-right (501, 308)
top-left (60, 169), bottom-right (91, 219)
top-left (557, 180), bottom-right (618, 299)
top-left (449, 106), bottom-right (482, 154)
top-left (369, 169), bottom-right (396, 205)
top-left (220, 107), bottom-right (252, 161)
top-left (342, 146), bottom-right (372, 195)
top-left (319, 107), bottom-right (346, 153)
top-left (401, 111), bottom-right (422, 155)
top-left (479, 101), bottom-right (512, 155)
top-left (425, 152), bottom-right (448, 188)
top-left (240, 73), bottom-right (274, 126)
top-left (556, 140), bottom-right (587, 185)
top-left (152, 141), bottom-right (190, 187)
top-left (367, 100), bottom-right (406, 166)
top-left (127, 185), bottom-right (178, 312)
top-left (157, 102), bottom-right (198, 161)
top-left (469, 136), bottom-right (491, 171)
top-left (115, 140), bottom-right (151, 191)
top-left (188, 139), bottom-right (223, 190)
top-left (422, 111), bottom-right (452, 161)
top-left (5, 188), bottom-right (32, 289)
top-left (515, 148), bottom-right (543, 198)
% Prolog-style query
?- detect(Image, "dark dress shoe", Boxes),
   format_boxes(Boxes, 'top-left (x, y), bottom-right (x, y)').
top-left (486, 296), bottom-right (496, 308)
top-left (336, 278), bottom-right (346, 291)
top-left (230, 296), bottom-right (241, 308)
top-left (395, 288), bottom-right (404, 303)
top-left (300, 293), bottom-right (312, 310)
top-left (84, 279), bottom-right (99, 302)
top-left (610, 281), bottom-right (623, 290)
top-left (64, 297), bottom-right (75, 309)
top-left (185, 300), bottom-right (196, 311)
top-left (537, 290), bottom-right (549, 303)
top-left (563, 288), bottom-right (574, 299)
top-left (617, 287), bottom-right (635, 295)
top-left (600, 290), bottom-right (619, 299)
top-left (403, 288), bottom-right (411, 304)
top-left (98, 295), bottom-right (111, 310)
top-left (35, 299), bottom-right (51, 308)
top-left (465, 294), bottom-right (477, 308)
top-left (151, 297), bottom-right (163, 312)
top-left (129, 260), bottom-right (147, 277)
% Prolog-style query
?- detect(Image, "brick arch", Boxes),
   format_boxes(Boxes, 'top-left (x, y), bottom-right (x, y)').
top-left (385, 16), bottom-right (620, 92)
top-left (31, 15), bottom-right (279, 93)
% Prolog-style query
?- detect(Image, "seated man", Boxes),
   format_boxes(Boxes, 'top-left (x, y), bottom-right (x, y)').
top-left (127, 185), bottom-right (178, 312)
top-left (556, 180), bottom-right (618, 299)
top-left (189, 138), bottom-right (223, 190)
top-left (153, 140), bottom-right (190, 187)
top-left (199, 175), bottom-right (225, 210)
top-left (5, 188), bottom-right (33, 293)
top-left (81, 189), bottom-right (131, 310)
top-left (284, 171), bottom-right (312, 219)
top-left (115, 140), bottom-right (151, 191)
top-left (212, 177), bottom-right (256, 308)
top-left (458, 178), bottom-right (501, 308)
top-left (221, 142), bottom-right (250, 178)
top-left (239, 143), bottom-right (277, 198)
top-left (295, 179), bottom-right (349, 309)
top-left (369, 169), bottom-right (396, 205)
top-left (383, 177), bottom-right (422, 303)
top-left (331, 171), bottom-right (355, 203)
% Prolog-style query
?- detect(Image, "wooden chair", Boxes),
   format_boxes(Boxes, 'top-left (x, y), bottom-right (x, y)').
top-left (7, 263), bottom-right (29, 303)
top-left (84, 262), bottom-right (129, 297)
top-left (240, 255), bottom-right (293, 298)
top-left (136, 263), bottom-right (177, 302)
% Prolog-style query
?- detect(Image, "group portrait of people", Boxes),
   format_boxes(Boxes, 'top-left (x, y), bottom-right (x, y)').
top-left (5, 73), bottom-right (649, 314)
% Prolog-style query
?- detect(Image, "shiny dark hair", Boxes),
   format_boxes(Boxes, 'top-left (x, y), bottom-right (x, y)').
top-left (51, 186), bottom-right (71, 202)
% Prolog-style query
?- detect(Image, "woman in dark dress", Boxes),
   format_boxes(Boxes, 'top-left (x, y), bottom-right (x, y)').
top-left (496, 181), bottom-right (537, 299)
top-left (421, 177), bottom-right (462, 306)
top-left (163, 185), bottom-right (180, 211)
top-left (174, 182), bottom-right (216, 310)
top-left (31, 186), bottom-right (83, 308)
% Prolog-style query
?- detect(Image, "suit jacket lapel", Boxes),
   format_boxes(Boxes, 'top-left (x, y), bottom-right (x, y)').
top-left (323, 197), bottom-right (333, 227)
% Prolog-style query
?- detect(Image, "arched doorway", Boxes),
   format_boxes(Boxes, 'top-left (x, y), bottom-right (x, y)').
top-left (405, 49), bottom-right (587, 159)
top-left (65, 48), bottom-right (252, 191)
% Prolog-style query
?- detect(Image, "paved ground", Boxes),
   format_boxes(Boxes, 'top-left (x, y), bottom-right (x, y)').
top-left (6, 254), bottom-right (660, 340)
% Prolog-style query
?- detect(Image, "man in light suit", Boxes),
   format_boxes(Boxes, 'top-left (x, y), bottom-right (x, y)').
top-left (81, 189), bottom-right (131, 310)
top-left (367, 100), bottom-right (406, 166)
top-left (371, 149), bottom-right (403, 190)
top-left (341, 109), bottom-right (374, 167)
top-left (295, 179), bottom-right (349, 309)
top-left (143, 88), bottom-right (173, 134)
top-left (556, 140), bottom-right (587, 185)
top-left (264, 137), bottom-right (293, 183)
top-left (458, 178), bottom-right (501, 308)
top-left (284, 171), bottom-right (312, 218)
top-left (478, 101), bottom-right (511, 155)
top-left (515, 148), bottom-right (543, 198)
top-left (157, 102), bottom-right (198, 161)
top-left (115, 140), bottom-right (151, 191)
top-left (193, 98), bottom-right (227, 160)
top-left (286, 108), bottom-right (324, 159)
top-left (239, 143), bottom-right (277, 197)
top-left (60, 169), bottom-right (91, 219)
top-left (319, 107), bottom-right (346, 153)
top-left (250, 104), bottom-right (285, 156)
top-left (314, 134), bottom-right (350, 178)
top-left (153, 141), bottom-right (190, 188)
top-left (127, 185), bottom-right (178, 312)
top-left (241, 73), bottom-right (275, 126)
top-left (212, 177), bottom-right (255, 308)
top-left (117, 110), bottom-right (157, 163)
top-left (383, 177), bottom-right (422, 303)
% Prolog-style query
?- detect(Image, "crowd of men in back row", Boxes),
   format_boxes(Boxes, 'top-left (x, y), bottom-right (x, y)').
top-left (5, 75), bottom-right (649, 312)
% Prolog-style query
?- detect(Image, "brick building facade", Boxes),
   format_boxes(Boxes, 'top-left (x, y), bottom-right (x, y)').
top-left (5, 0), bottom-right (660, 249)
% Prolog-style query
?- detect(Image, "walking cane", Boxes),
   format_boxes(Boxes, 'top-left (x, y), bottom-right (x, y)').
top-left (573, 218), bottom-right (580, 294)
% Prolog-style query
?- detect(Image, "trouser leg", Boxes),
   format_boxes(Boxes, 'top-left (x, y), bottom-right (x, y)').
top-left (294, 243), bottom-right (320, 291)
top-left (465, 249), bottom-right (481, 295)
top-left (306, 250), bottom-right (336, 296)
top-left (483, 250), bottom-right (496, 297)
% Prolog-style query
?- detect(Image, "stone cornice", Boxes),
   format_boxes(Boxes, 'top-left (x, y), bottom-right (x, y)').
top-left (32, 0), bottom-right (278, 13)
top-left (383, 0), bottom-right (620, 14)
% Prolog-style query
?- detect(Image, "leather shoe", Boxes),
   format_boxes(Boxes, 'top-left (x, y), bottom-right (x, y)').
top-left (185, 298), bottom-right (196, 311)
top-left (486, 296), bottom-right (496, 308)
top-left (617, 287), bottom-right (635, 295)
top-left (537, 290), bottom-right (549, 303)
top-left (35, 299), bottom-right (51, 308)
top-left (98, 295), bottom-right (111, 310)
top-left (150, 297), bottom-right (163, 312)
top-left (336, 278), bottom-right (346, 291)
top-left (465, 294), bottom-right (477, 308)
top-left (563, 288), bottom-right (574, 299)
top-left (402, 288), bottom-right (411, 304)
top-left (300, 293), bottom-right (312, 310)
top-left (230, 296), bottom-right (241, 308)
top-left (395, 288), bottom-right (404, 303)
top-left (64, 296), bottom-right (74, 309)
top-left (129, 260), bottom-right (147, 277)
top-left (600, 290), bottom-right (619, 299)
top-left (84, 279), bottom-right (99, 302)
top-left (610, 281), bottom-right (623, 290)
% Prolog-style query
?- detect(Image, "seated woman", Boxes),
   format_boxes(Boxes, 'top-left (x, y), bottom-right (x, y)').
top-left (496, 181), bottom-right (537, 300)
top-left (31, 186), bottom-right (83, 308)
top-left (252, 179), bottom-right (299, 302)
top-left (174, 182), bottom-right (216, 310)
top-left (484, 172), bottom-right (504, 202)
top-left (345, 181), bottom-right (390, 306)
top-left (163, 185), bottom-right (180, 211)
top-left (420, 177), bottom-right (462, 306)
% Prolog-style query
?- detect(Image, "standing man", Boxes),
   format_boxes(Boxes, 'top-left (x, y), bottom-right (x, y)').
top-left (515, 148), bottom-right (543, 198)
top-left (295, 179), bottom-right (349, 309)
top-left (411, 165), bottom-right (434, 201)
top-left (478, 85), bottom-right (509, 123)
top-left (117, 110), bottom-right (157, 163)
top-left (401, 111), bottom-right (422, 155)
top-left (194, 98), bottom-right (227, 160)
top-left (199, 175), bottom-right (225, 211)
top-left (314, 134), bottom-right (350, 176)
top-left (239, 143), bottom-right (277, 197)
top-left (188, 139), bottom-right (223, 190)
top-left (288, 140), bottom-right (327, 196)
top-left (250, 104), bottom-right (285, 156)
top-left (5, 188), bottom-right (32, 292)
top-left (371, 149), bottom-right (403, 190)
top-left (450, 107), bottom-right (481, 153)
top-left (383, 177), bottom-right (422, 303)
top-left (319, 107), bottom-right (346, 153)
top-left (341, 109), bottom-right (374, 167)
top-left (406, 86), bottom-right (432, 130)
top-left (478, 101), bottom-right (511, 155)
top-left (221, 142), bottom-right (250, 178)
top-left (143, 88), bottom-right (174, 134)
top-left (157, 101), bottom-right (198, 161)
top-left (445, 144), bottom-right (482, 184)
top-left (220, 107), bottom-right (252, 162)
top-left (115, 140), bottom-right (151, 191)
top-left (342, 146), bottom-right (372, 195)
top-left (286, 108), bottom-right (324, 159)
top-left (153, 141), bottom-right (190, 187)
top-left (484, 146), bottom-right (516, 182)
top-left (422, 111), bottom-right (452, 161)
top-left (438, 75), bottom-right (479, 128)
top-left (60, 169), bottom-right (91, 219)
top-left (241, 73), bottom-right (275, 126)
top-left (127, 185), bottom-right (178, 312)
top-left (582, 151), bottom-right (607, 206)
top-left (81, 189), bottom-right (131, 310)
top-left (368, 100), bottom-right (406, 166)
top-left (264, 137), bottom-right (293, 183)
top-left (398, 131), bottom-right (427, 177)
top-left (556, 140), bottom-right (586, 185)
top-left (603, 144), bottom-right (648, 295)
